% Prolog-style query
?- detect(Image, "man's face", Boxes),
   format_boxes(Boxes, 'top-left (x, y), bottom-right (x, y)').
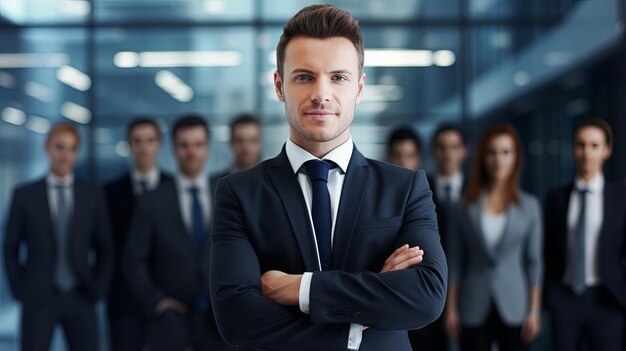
top-left (129, 124), bottom-right (161, 170)
top-left (231, 123), bottom-right (261, 170)
top-left (573, 126), bottom-right (611, 178)
top-left (46, 132), bottom-right (79, 178)
top-left (389, 140), bottom-right (420, 171)
top-left (274, 36), bottom-right (365, 146)
top-left (433, 131), bottom-right (466, 175)
top-left (173, 126), bottom-right (209, 177)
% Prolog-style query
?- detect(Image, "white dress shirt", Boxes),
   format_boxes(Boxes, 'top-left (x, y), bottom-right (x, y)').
top-left (131, 167), bottom-right (161, 195)
top-left (435, 172), bottom-right (464, 204)
top-left (285, 137), bottom-right (362, 351)
top-left (176, 173), bottom-right (211, 235)
top-left (564, 173), bottom-right (604, 287)
top-left (46, 173), bottom-right (74, 220)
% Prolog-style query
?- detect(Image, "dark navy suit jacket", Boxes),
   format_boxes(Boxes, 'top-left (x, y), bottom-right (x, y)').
top-left (209, 146), bottom-right (447, 351)
top-left (544, 182), bottom-right (626, 310)
top-left (3, 178), bottom-right (114, 306)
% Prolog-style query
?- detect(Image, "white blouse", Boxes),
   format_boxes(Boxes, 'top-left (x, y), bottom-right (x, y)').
top-left (481, 212), bottom-right (506, 252)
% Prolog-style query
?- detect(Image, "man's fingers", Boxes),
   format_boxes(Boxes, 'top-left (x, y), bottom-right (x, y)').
top-left (391, 254), bottom-right (423, 271)
top-left (392, 249), bottom-right (423, 266)
top-left (384, 244), bottom-right (409, 265)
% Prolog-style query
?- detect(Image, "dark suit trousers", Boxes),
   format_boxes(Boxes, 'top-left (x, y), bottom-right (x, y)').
top-left (408, 314), bottom-right (447, 351)
top-left (460, 303), bottom-right (526, 351)
top-left (20, 290), bottom-right (97, 351)
top-left (146, 309), bottom-right (235, 351)
top-left (108, 306), bottom-right (146, 351)
top-left (548, 284), bottom-right (624, 351)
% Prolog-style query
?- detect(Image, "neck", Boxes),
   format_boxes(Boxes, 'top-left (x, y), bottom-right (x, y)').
top-left (135, 163), bottom-right (155, 176)
top-left (50, 169), bottom-right (71, 179)
top-left (486, 179), bottom-right (508, 195)
top-left (438, 169), bottom-right (460, 180)
top-left (579, 169), bottom-right (600, 183)
top-left (180, 169), bottom-right (202, 180)
top-left (290, 130), bottom-right (350, 159)
top-left (234, 161), bottom-right (254, 171)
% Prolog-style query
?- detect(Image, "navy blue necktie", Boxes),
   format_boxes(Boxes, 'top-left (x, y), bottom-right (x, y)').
top-left (54, 184), bottom-right (76, 291)
top-left (139, 180), bottom-right (149, 194)
top-left (305, 160), bottom-right (335, 271)
top-left (188, 186), bottom-right (205, 249)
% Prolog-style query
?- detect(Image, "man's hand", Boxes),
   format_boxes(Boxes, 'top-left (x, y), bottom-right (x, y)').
top-left (156, 297), bottom-right (188, 314)
top-left (261, 270), bottom-right (302, 306)
top-left (380, 244), bottom-right (424, 273)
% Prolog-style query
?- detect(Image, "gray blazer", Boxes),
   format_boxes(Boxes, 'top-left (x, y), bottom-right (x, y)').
top-left (447, 190), bottom-right (543, 327)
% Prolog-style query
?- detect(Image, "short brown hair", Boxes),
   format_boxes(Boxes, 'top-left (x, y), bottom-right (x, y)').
top-left (127, 117), bottom-right (161, 141)
top-left (573, 118), bottom-right (613, 148)
top-left (276, 4), bottom-right (364, 78)
top-left (464, 124), bottom-right (524, 206)
top-left (46, 123), bottom-right (80, 147)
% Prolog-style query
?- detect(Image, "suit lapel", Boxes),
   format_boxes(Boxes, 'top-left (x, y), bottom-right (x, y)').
top-left (332, 148), bottom-right (370, 270)
top-left (268, 149), bottom-right (320, 272)
top-left (599, 182), bottom-right (615, 252)
top-left (165, 180), bottom-right (196, 251)
top-left (467, 197), bottom-right (495, 261)
top-left (35, 179), bottom-right (56, 242)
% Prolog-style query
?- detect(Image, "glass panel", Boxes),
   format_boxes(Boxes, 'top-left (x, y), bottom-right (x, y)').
top-left (0, 0), bottom-right (91, 24)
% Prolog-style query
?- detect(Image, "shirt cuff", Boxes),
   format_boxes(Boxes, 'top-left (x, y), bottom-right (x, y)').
top-left (347, 323), bottom-right (363, 350)
top-left (299, 272), bottom-right (313, 314)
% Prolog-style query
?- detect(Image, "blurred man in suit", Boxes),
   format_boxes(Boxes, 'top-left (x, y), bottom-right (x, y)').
top-left (123, 115), bottom-right (233, 351)
top-left (209, 5), bottom-right (447, 351)
top-left (105, 118), bottom-right (172, 351)
top-left (544, 118), bottom-right (626, 351)
top-left (386, 126), bottom-right (422, 171)
top-left (210, 114), bottom-right (262, 191)
top-left (4, 123), bottom-right (113, 351)
top-left (410, 124), bottom-right (467, 351)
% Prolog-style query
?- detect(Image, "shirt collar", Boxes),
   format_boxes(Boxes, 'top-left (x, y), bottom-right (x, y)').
top-left (132, 167), bottom-right (159, 184)
top-left (286, 136), bottom-right (353, 174)
top-left (437, 172), bottom-right (463, 188)
top-left (575, 172), bottom-right (604, 194)
top-left (177, 173), bottom-right (208, 192)
top-left (47, 173), bottom-right (74, 187)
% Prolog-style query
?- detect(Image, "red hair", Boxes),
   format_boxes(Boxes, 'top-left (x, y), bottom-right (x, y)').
top-left (46, 123), bottom-right (80, 147)
top-left (464, 124), bottom-right (524, 206)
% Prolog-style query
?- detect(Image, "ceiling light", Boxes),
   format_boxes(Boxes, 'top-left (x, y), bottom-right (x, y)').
top-left (56, 65), bottom-right (91, 91)
top-left (25, 81), bottom-right (55, 102)
top-left (61, 102), bottom-right (91, 124)
top-left (1, 107), bottom-right (26, 125)
top-left (25, 115), bottom-right (51, 134)
top-left (0, 53), bottom-right (70, 68)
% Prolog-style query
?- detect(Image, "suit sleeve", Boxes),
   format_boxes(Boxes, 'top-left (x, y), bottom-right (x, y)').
top-left (210, 178), bottom-right (351, 350)
top-left (543, 190), bottom-right (558, 296)
top-left (123, 195), bottom-right (167, 315)
top-left (525, 197), bottom-right (544, 287)
top-left (308, 170), bottom-right (448, 330)
top-left (90, 189), bottom-right (114, 298)
top-left (3, 188), bottom-right (25, 300)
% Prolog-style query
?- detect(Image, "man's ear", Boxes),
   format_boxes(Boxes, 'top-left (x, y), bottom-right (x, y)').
top-left (355, 72), bottom-right (366, 104)
top-left (274, 71), bottom-right (285, 102)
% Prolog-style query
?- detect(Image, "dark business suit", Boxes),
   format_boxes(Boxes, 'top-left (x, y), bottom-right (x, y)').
top-left (104, 171), bottom-right (172, 351)
top-left (3, 178), bottom-right (113, 351)
top-left (408, 175), bottom-right (466, 351)
top-left (123, 178), bottom-right (233, 351)
top-left (209, 146), bottom-right (447, 351)
top-left (544, 182), bottom-right (626, 351)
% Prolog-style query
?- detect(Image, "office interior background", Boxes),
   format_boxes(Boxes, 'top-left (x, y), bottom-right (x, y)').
top-left (1, 0), bottom-right (625, 350)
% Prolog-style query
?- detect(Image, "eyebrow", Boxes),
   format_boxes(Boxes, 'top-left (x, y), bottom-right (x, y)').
top-left (289, 68), bottom-right (354, 76)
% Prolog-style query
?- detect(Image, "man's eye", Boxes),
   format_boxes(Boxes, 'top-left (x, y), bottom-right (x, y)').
top-left (332, 75), bottom-right (347, 81)
top-left (295, 75), bottom-right (312, 81)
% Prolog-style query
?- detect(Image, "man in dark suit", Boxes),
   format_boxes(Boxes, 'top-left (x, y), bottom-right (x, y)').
top-left (411, 124), bottom-right (467, 351)
top-left (210, 114), bottom-right (262, 192)
top-left (544, 118), bottom-right (626, 351)
top-left (209, 5), bottom-right (447, 351)
top-left (123, 115), bottom-right (233, 351)
top-left (105, 118), bottom-right (172, 351)
top-left (3, 123), bottom-right (113, 351)
top-left (386, 126), bottom-right (422, 171)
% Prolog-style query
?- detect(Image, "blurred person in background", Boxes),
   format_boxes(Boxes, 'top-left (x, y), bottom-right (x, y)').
top-left (105, 117), bottom-right (173, 351)
top-left (3, 123), bottom-right (114, 351)
top-left (446, 124), bottom-right (543, 351)
top-left (544, 118), bottom-right (626, 351)
top-left (210, 113), bottom-right (262, 191)
top-left (122, 114), bottom-right (233, 351)
top-left (386, 126), bottom-right (422, 171)
top-left (409, 124), bottom-right (467, 351)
